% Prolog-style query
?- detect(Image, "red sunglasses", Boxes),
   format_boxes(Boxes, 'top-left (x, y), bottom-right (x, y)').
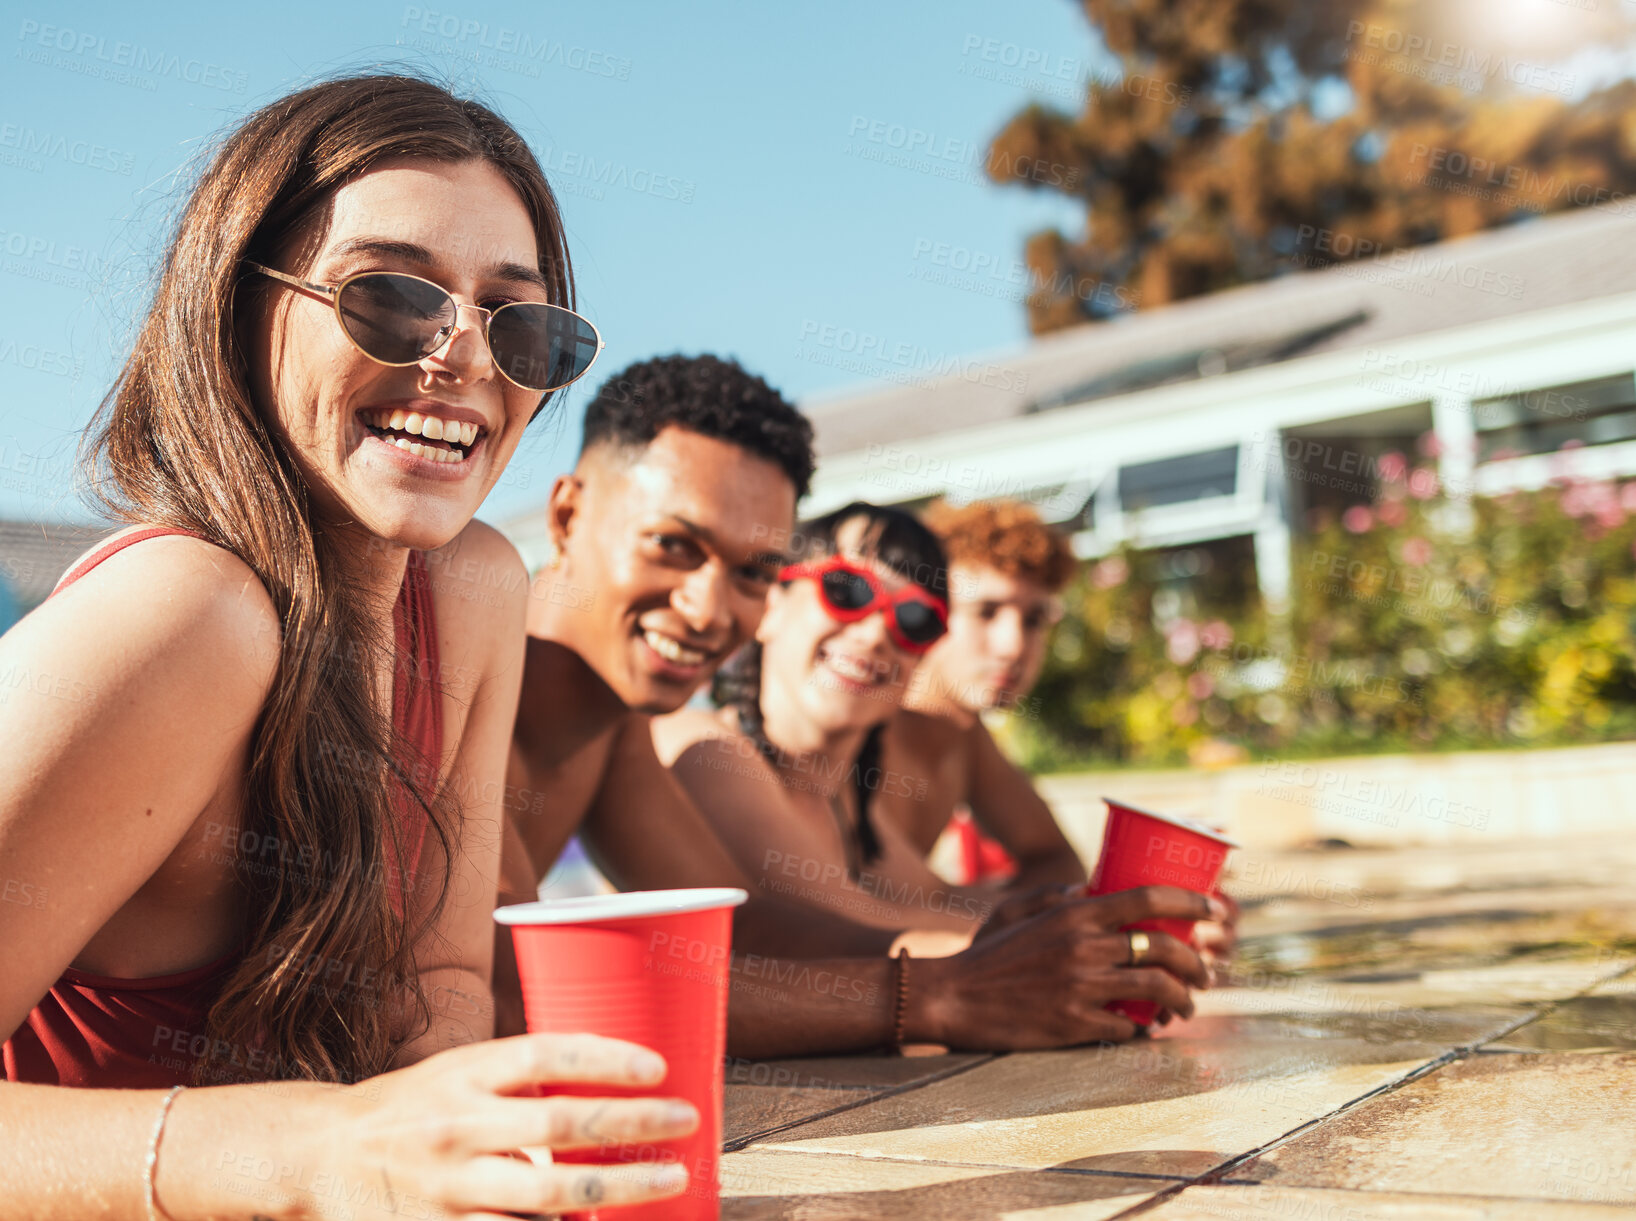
top-left (780, 555), bottom-right (949, 654)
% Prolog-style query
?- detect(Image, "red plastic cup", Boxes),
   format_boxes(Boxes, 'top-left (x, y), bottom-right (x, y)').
top-left (495, 887), bottom-right (748, 1221)
top-left (1086, 798), bottom-right (1238, 1027)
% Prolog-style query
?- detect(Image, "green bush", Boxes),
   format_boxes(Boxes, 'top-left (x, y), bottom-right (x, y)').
top-left (1010, 451), bottom-right (1636, 770)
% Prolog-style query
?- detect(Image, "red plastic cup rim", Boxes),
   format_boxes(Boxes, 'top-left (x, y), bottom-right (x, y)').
top-left (1101, 797), bottom-right (1241, 849)
top-left (494, 887), bottom-right (749, 926)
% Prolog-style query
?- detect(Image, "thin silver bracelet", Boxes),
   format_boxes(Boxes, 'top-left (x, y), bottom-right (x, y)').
top-left (144, 1085), bottom-right (186, 1221)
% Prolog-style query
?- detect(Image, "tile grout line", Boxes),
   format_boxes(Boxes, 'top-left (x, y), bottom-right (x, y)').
top-left (724, 957), bottom-right (1636, 1205)
top-left (1103, 959), bottom-right (1636, 1218)
top-left (727, 1143), bottom-right (1192, 1183)
top-left (1186, 1182), bottom-right (1636, 1209)
top-left (1098, 1014), bottom-right (1555, 1220)
top-left (721, 1053), bottom-right (1001, 1153)
top-left (1468, 958), bottom-right (1636, 1052)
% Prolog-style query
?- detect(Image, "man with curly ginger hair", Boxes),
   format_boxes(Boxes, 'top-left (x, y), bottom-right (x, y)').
top-left (878, 499), bottom-right (1237, 964)
top-left (873, 500), bottom-right (1086, 889)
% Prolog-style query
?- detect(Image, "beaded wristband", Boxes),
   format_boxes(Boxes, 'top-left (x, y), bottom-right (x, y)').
top-left (890, 947), bottom-right (911, 1053)
top-left (144, 1085), bottom-right (186, 1221)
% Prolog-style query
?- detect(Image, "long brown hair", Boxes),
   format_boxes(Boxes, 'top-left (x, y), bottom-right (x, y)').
top-left (80, 74), bottom-right (574, 1084)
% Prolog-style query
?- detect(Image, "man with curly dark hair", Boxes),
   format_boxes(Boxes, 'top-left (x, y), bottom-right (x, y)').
top-left (499, 356), bottom-right (908, 1040)
top-left (579, 352), bottom-right (817, 497)
top-left (494, 359), bottom-right (1226, 1056)
top-left (541, 353), bottom-right (816, 714)
top-left (496, 356), bottom-right (856, 1003)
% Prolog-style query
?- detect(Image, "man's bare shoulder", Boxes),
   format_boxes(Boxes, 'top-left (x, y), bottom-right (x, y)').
top-left (888, 706), bottom-right (975, 755)
top-left (649, 703), bottom-right (740, 766)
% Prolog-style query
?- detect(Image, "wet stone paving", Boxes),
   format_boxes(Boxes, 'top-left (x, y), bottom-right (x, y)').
top-left (719, 834), bottom-right (1636, 1218)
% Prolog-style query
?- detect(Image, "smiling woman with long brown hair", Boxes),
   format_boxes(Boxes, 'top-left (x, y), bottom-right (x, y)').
top-left (0, 74), bottom-right (697, 1219)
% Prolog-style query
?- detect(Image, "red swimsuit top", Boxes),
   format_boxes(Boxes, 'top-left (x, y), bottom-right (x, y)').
top-left (3, 527), bottom-right (444, 1088)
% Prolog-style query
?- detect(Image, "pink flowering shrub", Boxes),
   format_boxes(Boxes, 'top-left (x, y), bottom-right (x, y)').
top-left (1017, 451), bottom-right (1636, 769)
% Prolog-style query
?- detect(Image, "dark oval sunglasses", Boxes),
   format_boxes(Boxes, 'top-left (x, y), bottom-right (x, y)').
top-left (781, 555), bottom-right (949, 654)
top-left (242, 262), bottom-right (604, 393)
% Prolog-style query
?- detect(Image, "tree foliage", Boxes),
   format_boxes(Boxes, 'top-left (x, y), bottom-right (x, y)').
top-left (989, 0), bottom-right (1636, 332)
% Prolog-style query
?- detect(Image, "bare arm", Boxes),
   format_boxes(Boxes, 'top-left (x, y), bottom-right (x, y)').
top-left (655, 715), bottom-right (984, 933)
top-left (584, 713), bottom-right (898, 959)
top-left (489, 712), bottom-right (900, 1043)
top-left (726, 887), bottom-right (1224, 1058)
top-left (965, 719), bottom-right (1085, 889)
top-left (0, 537), bottom-right (277, 1046)
top-left (581, 712), bottom-right (760, 892)
top-left (1, 1039), bottom-right (700, 1221)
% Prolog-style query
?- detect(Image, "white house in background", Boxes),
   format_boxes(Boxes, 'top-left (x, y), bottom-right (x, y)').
top-left (800, 206), bottom-right (1636, 607)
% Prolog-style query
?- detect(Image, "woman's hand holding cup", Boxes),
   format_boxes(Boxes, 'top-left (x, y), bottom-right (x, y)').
top-left (287, 1032), bottom-right (697, 1220)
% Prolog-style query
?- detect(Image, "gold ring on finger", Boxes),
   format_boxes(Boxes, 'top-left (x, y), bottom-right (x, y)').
top-left (1126, 930), bottom-right (1150, 967)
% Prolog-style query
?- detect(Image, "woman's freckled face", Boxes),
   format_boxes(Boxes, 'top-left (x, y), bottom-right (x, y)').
top-left (246, 157), bottom-right (546, 553)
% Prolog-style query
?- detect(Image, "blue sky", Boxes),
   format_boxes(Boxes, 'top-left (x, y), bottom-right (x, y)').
top-left (0, 0), bottom-right (1100, 526)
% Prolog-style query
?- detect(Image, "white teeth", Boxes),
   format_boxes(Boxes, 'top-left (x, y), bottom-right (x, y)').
top-left (644, 629), bottom-right (707, 666)
top-left (386, 435), bottom-right (463, 464)
top-left (365, 409), bottom-right (480, 462)
top-left (821, 650), bottom-right (878, 683)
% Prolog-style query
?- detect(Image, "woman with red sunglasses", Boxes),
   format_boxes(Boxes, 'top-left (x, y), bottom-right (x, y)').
top-left (652, 502), bottom-right (1008, 935)
top-left (1, 75), bottom-right (693, 1219)
top-left (654, 501), bottom-right (1221, 1046)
